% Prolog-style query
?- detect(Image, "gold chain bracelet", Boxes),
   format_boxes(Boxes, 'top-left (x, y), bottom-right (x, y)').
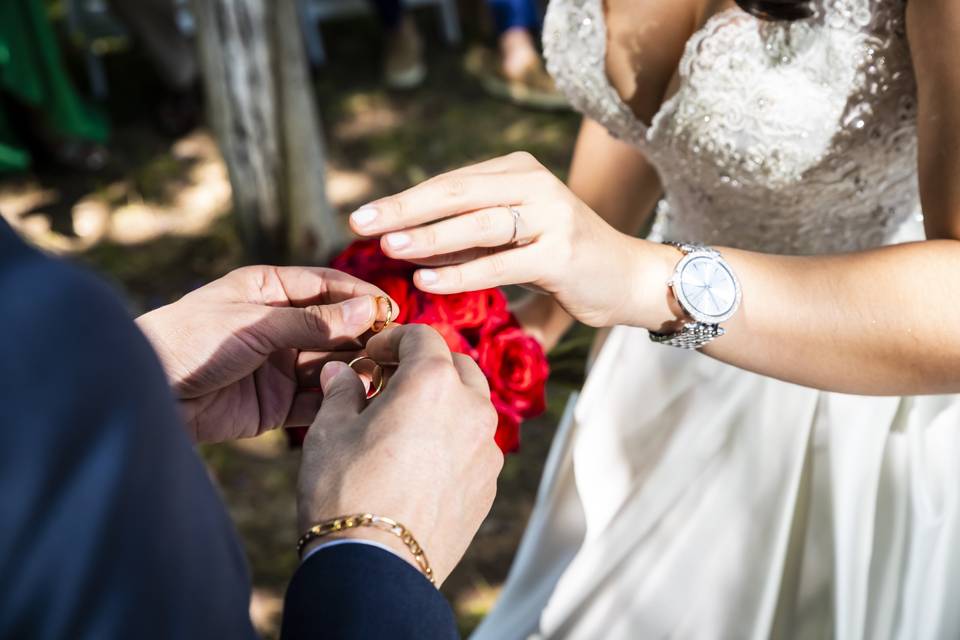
top-left (297, 513), bottom-right (436, 586)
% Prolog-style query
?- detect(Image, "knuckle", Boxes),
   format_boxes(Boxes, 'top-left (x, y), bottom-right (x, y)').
top-left (488, 253), bottom-right (507, 277)
top-left (474, 210), bottom-right (496, 236)
top-left (405, 360), bottom-right (459, 399)
top-left (381, 197), bottom-right (403, 223)
top-left (456, 354), bottom-right (485, 380)
top-left (509, 150), bottom-right (537, 166)
top-left (442, 175), bottom-right (467, 199)
top-left (420, 224), bottom-right (438, 249)
top-left (228, 265), bottom-right (259, 280)
top-left (451, 352), bottom-right (474, 369)
top-left (480, 403), bottom-right (500, 435)
top-left (419, 354), bottom-right (457, 381)
top-left (303, 305), bottom-right (331, 335)
top-left (448, 266), bottom-right (465, 287)
top-left (484, 454), bottom-right (502, 495)
top-left (406, 322), bottom-right (440, 342)
top-left (490, 445), bottom-right (505, 475)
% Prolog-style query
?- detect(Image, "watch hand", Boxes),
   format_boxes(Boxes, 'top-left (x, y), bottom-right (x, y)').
top-left (686, 285), bottom-right (709, 307)
top-left (704, 289), bottom-right (723, 315)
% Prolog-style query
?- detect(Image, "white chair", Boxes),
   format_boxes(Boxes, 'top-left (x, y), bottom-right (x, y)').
top-left (297, 0), bottom-right (462, 67)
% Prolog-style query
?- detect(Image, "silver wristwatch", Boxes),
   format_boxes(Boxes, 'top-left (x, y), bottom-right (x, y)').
top-left (648, 242), bottom-right (742, 350)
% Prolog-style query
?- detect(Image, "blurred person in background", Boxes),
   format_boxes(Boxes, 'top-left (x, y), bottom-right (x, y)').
top-left (372, 0), bottom-right (564, 108)
top-left (366, 0), bottom-right (428, 89)
top-left (107, 0), bottom-right (202, 136)
top-left (0, 0), bottom-right (109, 172)
top-left (466, 0), bottom-right (566, 109)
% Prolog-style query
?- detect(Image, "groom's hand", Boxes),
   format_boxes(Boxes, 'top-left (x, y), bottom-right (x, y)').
top-left (136, 266), bottom-right (394, 443)
top-left (298, 324), bottom-right (503, 585)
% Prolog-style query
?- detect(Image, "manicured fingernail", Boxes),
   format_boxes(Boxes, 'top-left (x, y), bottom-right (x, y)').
top-left (418, 270), bottom-right (438, 286)
top-left (350, 206), bottom-right (379, 228)
top-left (385, 232), bottom-right (411, 250)
top-left (320, 361), bottom-right (350, 391)
top-left (343, 296), bottom-right (373, 326)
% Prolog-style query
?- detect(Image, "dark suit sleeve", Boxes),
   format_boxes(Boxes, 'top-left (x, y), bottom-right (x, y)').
top-left (282, 544), bottom-right (459, 639)
top-left (0, 226), bottom-right (258, 640)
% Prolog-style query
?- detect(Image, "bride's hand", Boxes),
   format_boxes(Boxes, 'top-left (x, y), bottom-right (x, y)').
top-left (350, 152), bottom-right (675, 329)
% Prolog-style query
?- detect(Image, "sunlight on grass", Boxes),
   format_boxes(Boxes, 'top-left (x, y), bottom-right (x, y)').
top-left (250, 587), bottom-right (285, 640)
top-left (0, 132), bottom-right (231, 254)
top-left (227, 428), bottom-right (291, 460)
top-left (455, 582), bottom-right (504, 637)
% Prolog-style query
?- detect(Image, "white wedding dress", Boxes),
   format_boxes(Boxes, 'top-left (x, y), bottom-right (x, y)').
top-left (472, 1), bottom-right (960, 638)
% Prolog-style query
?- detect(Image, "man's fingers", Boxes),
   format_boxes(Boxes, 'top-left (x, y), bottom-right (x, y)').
top-left (260, 296), bottom-right (378, 351)
top-left (452, 353), bottom-right (490, 395)
top-left (311, 362), bottom-right (367, 426)
top-left (285, 390), bottom-right (325, 426)
top-left (296, 350), bottom-right (363, 387)
top-left (299, 269), bottom-right (397, 307)
top-left (365, 324), bottom-right (454, 368)
top-left (413, 247), bottom-right (533, 294)
top-left (227, 265), bottom-right (392, 307)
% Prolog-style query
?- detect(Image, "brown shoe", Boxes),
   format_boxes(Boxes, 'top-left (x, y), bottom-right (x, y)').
top-left (384, 18), bottom-right (426, 90)
top-left (465, 47), bottom-right (569, 111)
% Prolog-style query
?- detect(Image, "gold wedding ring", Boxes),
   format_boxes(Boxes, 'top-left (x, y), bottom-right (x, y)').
top-left (371, 296), bottom-right (395, 334)
top-left (348, 355), bottom-right (385, 399)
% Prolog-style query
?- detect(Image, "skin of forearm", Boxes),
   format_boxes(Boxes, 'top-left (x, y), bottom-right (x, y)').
top-left (628, 237), bottom-right (960, 395)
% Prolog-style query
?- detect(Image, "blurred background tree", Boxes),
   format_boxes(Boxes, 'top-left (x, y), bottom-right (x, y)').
top-left (193, 0), bottom-right (346, 263)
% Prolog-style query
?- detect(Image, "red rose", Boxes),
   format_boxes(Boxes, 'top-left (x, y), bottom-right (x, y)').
top-left (493, 408), bottom-right (521, 454)
top-left (436, 289), bottom-right (510, 332)
top-left (331, 239), bottom-right (413, 277)
top-left (478, 325), bottom-right (549, 420)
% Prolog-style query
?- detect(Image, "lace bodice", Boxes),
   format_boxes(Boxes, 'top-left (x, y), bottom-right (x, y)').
top-left (543, 0), bottom-right (921, 255)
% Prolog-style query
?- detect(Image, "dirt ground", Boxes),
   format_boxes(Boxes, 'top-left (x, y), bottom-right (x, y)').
top-left (0, 11), bottom-right (596, 638)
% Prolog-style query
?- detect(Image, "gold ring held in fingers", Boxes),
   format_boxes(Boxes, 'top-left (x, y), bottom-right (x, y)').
top-left (371, 296), bottom-right (395, 333)
top-left (348, 356), bottom-right (385, 399)
top-left (507, 205), bottom-right (521, 245)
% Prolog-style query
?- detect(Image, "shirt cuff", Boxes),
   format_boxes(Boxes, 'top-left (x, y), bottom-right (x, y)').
top-left (301, 538), bottom-right (405, 564)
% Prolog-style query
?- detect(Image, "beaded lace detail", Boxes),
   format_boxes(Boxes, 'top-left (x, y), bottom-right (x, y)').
top-left (543, 0), bottom-right (920, 255)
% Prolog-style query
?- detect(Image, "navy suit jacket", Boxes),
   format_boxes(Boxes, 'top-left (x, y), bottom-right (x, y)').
top-left (0, 220), bottom-right (458, 639)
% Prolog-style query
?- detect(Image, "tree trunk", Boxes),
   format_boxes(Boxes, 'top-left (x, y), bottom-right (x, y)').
top-left (192, 0), bottom-right (346, 263)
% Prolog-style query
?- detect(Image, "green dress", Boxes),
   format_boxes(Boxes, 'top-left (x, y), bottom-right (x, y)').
top-left (0, 0), bottom-right (109, 171)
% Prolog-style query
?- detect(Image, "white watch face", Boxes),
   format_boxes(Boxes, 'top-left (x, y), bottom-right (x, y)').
top-left (675, 254), bottom-right (741, 323)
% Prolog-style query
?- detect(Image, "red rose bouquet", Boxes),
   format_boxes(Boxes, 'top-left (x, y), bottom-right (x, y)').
top-left (288, 239), bottom-right (549, 453)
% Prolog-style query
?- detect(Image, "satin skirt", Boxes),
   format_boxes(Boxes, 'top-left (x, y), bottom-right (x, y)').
top-left (471, 325), bottom-right (960, 639)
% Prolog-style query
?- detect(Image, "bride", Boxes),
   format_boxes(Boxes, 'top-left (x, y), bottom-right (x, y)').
top-left (350, 0), bottom-right (960, 636)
